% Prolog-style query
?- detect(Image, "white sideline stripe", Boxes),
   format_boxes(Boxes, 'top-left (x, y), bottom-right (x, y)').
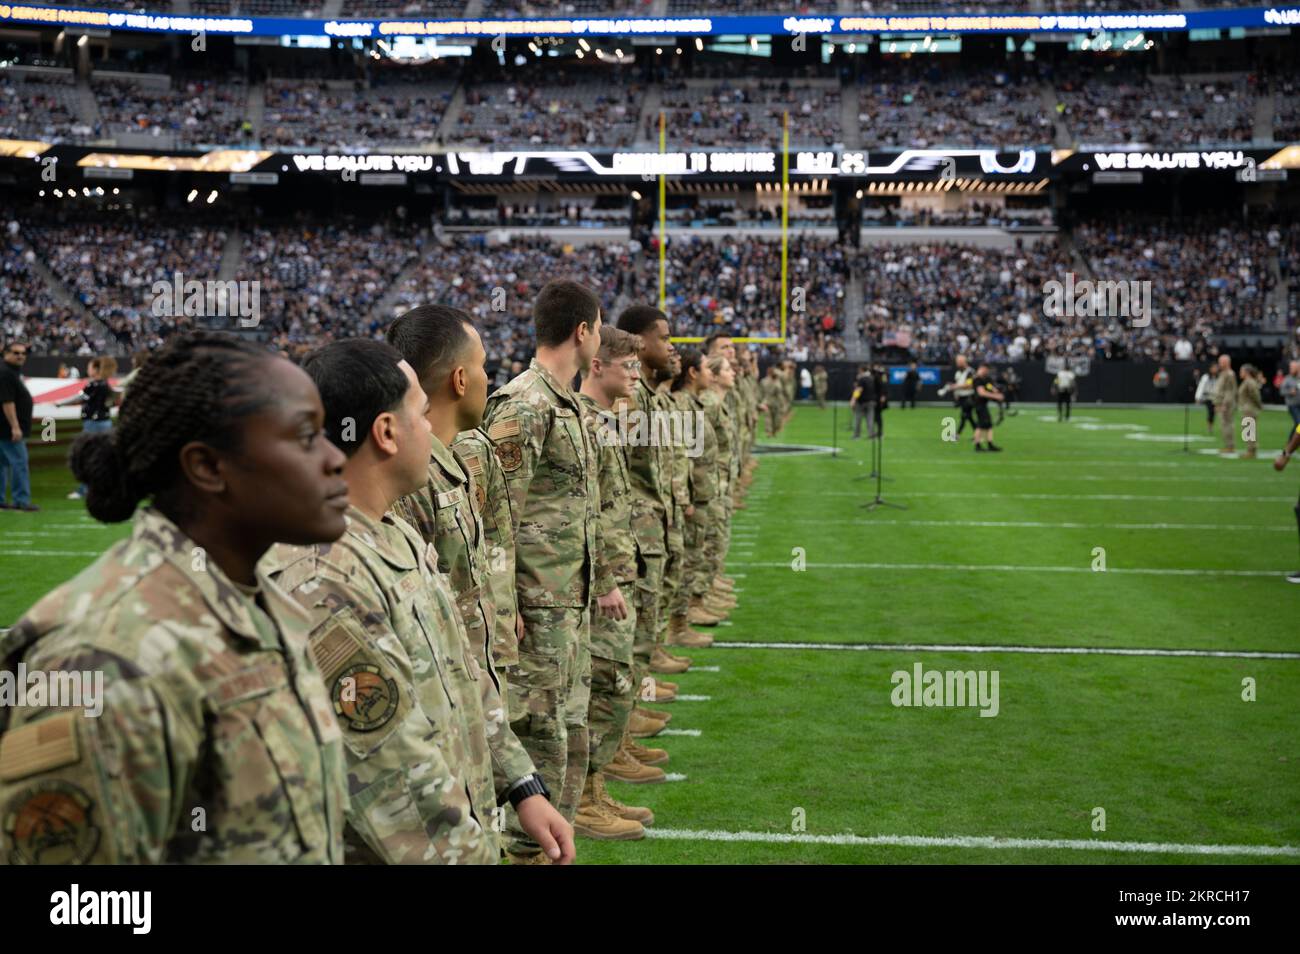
top-left (689, 665), bottom-right (721, 672)
top-left (663, 773), bottom-right (689, 782)
top-left (887, 472), bottom-right (1275, 485)
top-left (728, 561), bottom-right (1287, 577)
top-left (659, 728), bottom-right (703, 737)
top-left (643, 828), bottom-right (1300, 857)
top-left (674, 694), bottom-right (713, 701)
top-left (712, 641), bottom-right (1300, 660)
top-left (5, 549), bottom-right (108, 557)
top-left (782, 491), bottom-right (1293, 502)
top-left (778, 519), bottom-right (1291, 533)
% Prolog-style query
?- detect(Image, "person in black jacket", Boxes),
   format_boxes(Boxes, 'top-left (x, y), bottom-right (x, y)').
top-left (0, 340), bottom-right (36, 511)
top-left (901, 362), bottom-right (920, 409)
top-left (58, 356), bottom-right (121, 500)
top-left (852, 365), bottom-right (877, 439)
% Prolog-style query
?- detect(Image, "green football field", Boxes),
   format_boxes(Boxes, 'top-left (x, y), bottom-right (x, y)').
top-left (3, 404), bottom-right (1298, 865)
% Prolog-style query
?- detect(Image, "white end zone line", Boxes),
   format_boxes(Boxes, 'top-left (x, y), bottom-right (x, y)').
top-left (659, 728), bottom-right (702, 737)
top-left (728, 561), bottom-right (1290, 577)
top-left (712, 641), bottom-right (1300, 660)
top-left (643, 828), bottom-right (1300, 858)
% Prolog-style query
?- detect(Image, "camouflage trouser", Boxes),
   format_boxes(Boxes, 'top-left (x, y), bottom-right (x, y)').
top-left (632, 552), bottom-right (665, 687)
top-left (1219, 405), bottom-right (1236, 450)
top-left (503, 605), bottom-right (591, 851)
top-left (661, 514), bottom-right (687, 627)
top-left (685, 506), bottom-right (713, 598)
top-left (587, 655), bottom-right (636, 772)
top-left (588, 580), bottom-right (636, 771)
top-left (702, 494), bottom-right (730, 587)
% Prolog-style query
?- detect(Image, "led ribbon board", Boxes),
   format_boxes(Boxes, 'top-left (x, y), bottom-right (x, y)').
top-left (2, 4), bottom-right (1299, 37)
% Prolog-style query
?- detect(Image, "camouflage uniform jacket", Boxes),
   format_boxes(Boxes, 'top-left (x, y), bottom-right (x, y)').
top-left (685, 390), bottom-right (719, 504)
top-left (392, 435), bottom-right (535, 791)
top-left (452, 427), bottom-right (520, 669)
top-left (264, 506), bottom-right (499, 865)
top-left (623, 377), bottom-right (673, 556)
top-left (481, 358), bottom-right (600, 609)
top-left (0, 507), bottom-right (346, 864)
top-left (578, 393), bottom-right (640, 595)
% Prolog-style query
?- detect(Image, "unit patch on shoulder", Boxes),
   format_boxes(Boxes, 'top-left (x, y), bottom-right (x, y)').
top-left (3, 779), bottom-right (100, 864)
top-left (495, 440), bottom-right (523, 472)
top-left (331, 663), bottom-right (399, 732)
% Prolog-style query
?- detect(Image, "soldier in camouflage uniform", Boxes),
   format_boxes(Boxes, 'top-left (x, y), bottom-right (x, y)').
top-left (613, 305), bottom-right (682, 741)
top-left (480, 281), bottom-right (604, 861)
top-left (0, 333), bottom-right (349, 864)
top-left (383, 306), bottom-right (572, 862)
top-left (672, 349), bottom-right (723, 633)
top-left (701, 353), bottom-right (741, 615)
top-left (573, 325), bottom-right (663, 836)
top-left (266, 340), bottom-right (572, 865)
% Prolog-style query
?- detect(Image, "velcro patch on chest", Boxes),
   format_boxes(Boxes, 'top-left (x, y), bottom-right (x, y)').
top-left (0, 711), bottom-right (81, 782)
top-left (435, 488), bottom-right (463, 510)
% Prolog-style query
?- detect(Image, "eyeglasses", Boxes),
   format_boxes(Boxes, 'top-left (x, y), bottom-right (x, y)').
top-left (617, 360), bottom-right (642, 372)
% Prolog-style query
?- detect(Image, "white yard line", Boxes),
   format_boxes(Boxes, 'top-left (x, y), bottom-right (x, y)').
top-left (711, 641), bottom-right (1300, 660)
top-left (761, 519), bottom-right (1291, 533)
top-left (643, 828), bottom-right (1300, 858)
top-left (659, 728), bottom-right (703, 737)
top-left (726, 561), bottom-right (1289, 577)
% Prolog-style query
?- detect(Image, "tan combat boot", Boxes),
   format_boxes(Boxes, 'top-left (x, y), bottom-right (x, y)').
top-left (655, 678), bottom-right (678, 693)
top-left (707, 588), bottom-right (737, 610)
top-left (626, 738), bottom-right (669, 766)
top-left (687, 597), bottom-right (723, 626)
top-left (713, 575), bottom-right (735, 591)
top-left (628, 710), bottom-right (667, 738)
top-left (593, 772), bottom-right (654, 826)
top-left (506, 851), bottom-right (552, 865)
top-left (640, 677), bottom-right (677, 702)
top-left (573, 774), bottom-right (645, 840)
top-left (668, 614), bottom-right (714, 648)
top-left (638, 705), bottom-right (673, 723)
top-left (650, 646), bottom-right (690, 674)
top-left (605, 742), bottom-right (666, 783)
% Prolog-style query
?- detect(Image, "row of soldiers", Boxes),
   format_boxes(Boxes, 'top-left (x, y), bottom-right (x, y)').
top-left (0, 281), bottom-right (764, 864)
top-left (759, 359), bottom-right (800, 438)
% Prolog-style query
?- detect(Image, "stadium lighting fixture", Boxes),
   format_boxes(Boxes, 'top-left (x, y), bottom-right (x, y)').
top-left (616, 49), bottom-right (624, 58)
top-left (207, 190), bottom-right (218, 204)
top-left (51, 190), bottom-right (60, 197)
top-left (656, 47), bottom-right (662, 55)
top-left (113, 188), bottom-right (119, 195)
top-left (750, 37), bottom-right (758, 51)
top-left (855, 189), bottom-right (863, 199)
top-left (923, 36), bottom-right (932, 49)
top-left (95, 187), bottom-right (104, 196)
top-left (848, 43), bottom-right (856, 53)
top-left (579, 38), bottom-right (590, 51)
top-left (1145, 40), bottom-right (1154, 49)
top-left (187, 189), bottom-right (198, 203)
top-left (82, 188), bottom-right (90, 197)
top-left (889, 42), bottom-right (896, 52)
top-left (576, 49), bottom-right (584, 58)
top-left (38, 190), bottom-right (45, 197)
top-left (1081, 38), bottom-right (1090, 49)
top-left (676, 48), bottom-right (682, 55)
top-left (77, 35), bottom-right (88, 48)
top-left (631, 190), bottom-right (642, 200)
top-left (695, 38), bottom-right (703, 51)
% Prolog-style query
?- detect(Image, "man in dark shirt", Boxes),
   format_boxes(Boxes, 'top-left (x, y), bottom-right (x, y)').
top-left (901, 362), bottom-right (920, 409)
top-left (972, 364), bottom-right (1004, 453)
top-left (852, 365), bottom-right (877, 439)
top-left (0, 340), bottom-right (37, 511)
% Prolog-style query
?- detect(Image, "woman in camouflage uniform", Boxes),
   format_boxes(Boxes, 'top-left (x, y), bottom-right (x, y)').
top-left (0, 332), bottom-right (351, 864)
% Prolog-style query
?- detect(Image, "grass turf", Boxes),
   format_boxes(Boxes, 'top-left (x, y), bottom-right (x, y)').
top-left (2, 405), bottom-right (1298, 864)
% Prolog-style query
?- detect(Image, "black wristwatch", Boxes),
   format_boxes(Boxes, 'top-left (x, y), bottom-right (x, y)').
top-left (503, 772), bottom-right (551, 809)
